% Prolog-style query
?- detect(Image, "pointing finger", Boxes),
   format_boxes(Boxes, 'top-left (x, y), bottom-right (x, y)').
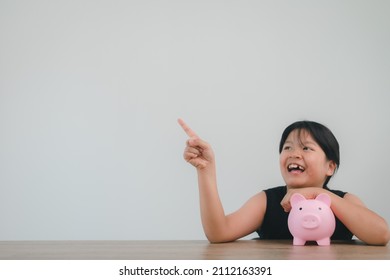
top-left (178, 118), bottom-right (199, 138)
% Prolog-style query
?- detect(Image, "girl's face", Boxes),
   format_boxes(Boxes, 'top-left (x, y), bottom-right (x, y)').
top-left (279, 129), bottom-right (336, 189)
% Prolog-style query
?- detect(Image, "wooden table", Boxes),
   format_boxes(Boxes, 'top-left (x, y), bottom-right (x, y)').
top-left (0, 240), bottom-right (388, 260)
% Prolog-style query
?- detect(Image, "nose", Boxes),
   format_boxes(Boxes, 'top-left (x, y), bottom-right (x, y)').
top-left (302, 214), bottom-right (320, 229)
top-left (289, 151), bottom-right (302, 159)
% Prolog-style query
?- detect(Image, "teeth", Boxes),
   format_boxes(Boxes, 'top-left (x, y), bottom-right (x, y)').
top-left (288, 164), bottom-right (305, 171)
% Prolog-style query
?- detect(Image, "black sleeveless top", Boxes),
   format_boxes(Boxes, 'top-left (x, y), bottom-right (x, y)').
top-left (256, 186), bottom-right (353, 240)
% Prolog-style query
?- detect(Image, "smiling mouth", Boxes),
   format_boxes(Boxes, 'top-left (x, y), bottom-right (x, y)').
top-left (288, 163), bottom-right (305, 173)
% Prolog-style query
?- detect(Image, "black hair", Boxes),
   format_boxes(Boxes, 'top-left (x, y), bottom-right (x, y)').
top-left (279, 121), bottom-right (340, 186)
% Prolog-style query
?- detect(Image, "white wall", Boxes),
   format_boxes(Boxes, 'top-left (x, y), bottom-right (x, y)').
top-left (0, 0), bottom-right (389, 240)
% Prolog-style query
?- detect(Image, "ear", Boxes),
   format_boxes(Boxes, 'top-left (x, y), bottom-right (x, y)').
top-left (290, 193), bottom-right (306, 206)
top-left (315, 193), bottom-right (331, 206)
top-left (326, 160), bottom-right (337, 176)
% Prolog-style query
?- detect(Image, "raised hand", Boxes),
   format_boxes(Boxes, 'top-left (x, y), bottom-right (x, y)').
top-left (178, 118), bottom-right (215, 169)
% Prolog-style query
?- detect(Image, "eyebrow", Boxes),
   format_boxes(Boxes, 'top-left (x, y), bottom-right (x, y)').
top-left (284, 140), bottom-right (319, 146)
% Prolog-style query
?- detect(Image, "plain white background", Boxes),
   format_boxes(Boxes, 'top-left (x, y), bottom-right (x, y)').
top-left (0, 0), bottom-right (389, 240)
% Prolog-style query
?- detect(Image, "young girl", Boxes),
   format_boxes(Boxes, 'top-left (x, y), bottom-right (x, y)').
top-left (178, 118), bottom-right (390, 245)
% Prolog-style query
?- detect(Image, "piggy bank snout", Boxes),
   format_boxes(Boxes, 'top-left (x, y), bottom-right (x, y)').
top-left (301, 214), bottom-right (320, 229)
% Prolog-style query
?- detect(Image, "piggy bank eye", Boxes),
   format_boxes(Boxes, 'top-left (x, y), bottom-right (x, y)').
top-left (318, 207), bottom-right (322, 210)
top-left (299, 207), bottom-right (302, 210)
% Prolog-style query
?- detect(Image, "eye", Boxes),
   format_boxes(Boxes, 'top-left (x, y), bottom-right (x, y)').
top-left (283, 146), bottom-right (291, 151)
top-left (302, 145), bottom-right (316, 151)
top-left (318, 207), bottom-right (322, 210)
top-left (299, 207), bottom-right (302, 210)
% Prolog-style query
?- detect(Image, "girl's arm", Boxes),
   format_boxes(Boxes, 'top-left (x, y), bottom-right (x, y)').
top-left (281, 188), bottom-right (390, 245)
top-left (197, 165), bottom-right (266, 242)
top-left (332, 193), bottom-right (390, 245)
top-left (178, 119), bottom-right (265, 243)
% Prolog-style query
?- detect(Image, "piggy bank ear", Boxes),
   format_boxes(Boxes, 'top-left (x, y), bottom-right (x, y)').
top-left (315, 193), bottom-right (331, 206)
top-left (290, 193), bottom-right (306, 206)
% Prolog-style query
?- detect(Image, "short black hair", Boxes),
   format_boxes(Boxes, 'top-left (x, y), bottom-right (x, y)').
top-left (279, 121), bottom-right (340, 186)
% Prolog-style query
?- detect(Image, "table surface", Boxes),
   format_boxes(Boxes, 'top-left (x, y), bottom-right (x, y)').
top-left (0, 240), bottom-right (389, 260)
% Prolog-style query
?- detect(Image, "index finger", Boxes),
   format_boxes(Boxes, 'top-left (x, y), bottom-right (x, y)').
top-left (178, 118), bottom-right (199, 138)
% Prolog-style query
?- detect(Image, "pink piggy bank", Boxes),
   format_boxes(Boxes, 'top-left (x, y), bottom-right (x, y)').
top-left (288, 193), bottom-right (335, 246)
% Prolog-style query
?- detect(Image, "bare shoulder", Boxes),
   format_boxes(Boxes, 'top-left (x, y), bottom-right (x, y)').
top-left (227, 190), bottom-right (268, 236)
top-left (343, 192), bottom-right (366, 207)
top-left (247, 190), bottom-right (267, 204)
top-left (231, 191), bottom-right (267, 219)
top-left (242, 191), bottom-right (267, 213)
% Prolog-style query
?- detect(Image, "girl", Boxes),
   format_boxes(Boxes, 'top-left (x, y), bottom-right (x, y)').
top-left (178, 118), bottom-right (390, 245)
